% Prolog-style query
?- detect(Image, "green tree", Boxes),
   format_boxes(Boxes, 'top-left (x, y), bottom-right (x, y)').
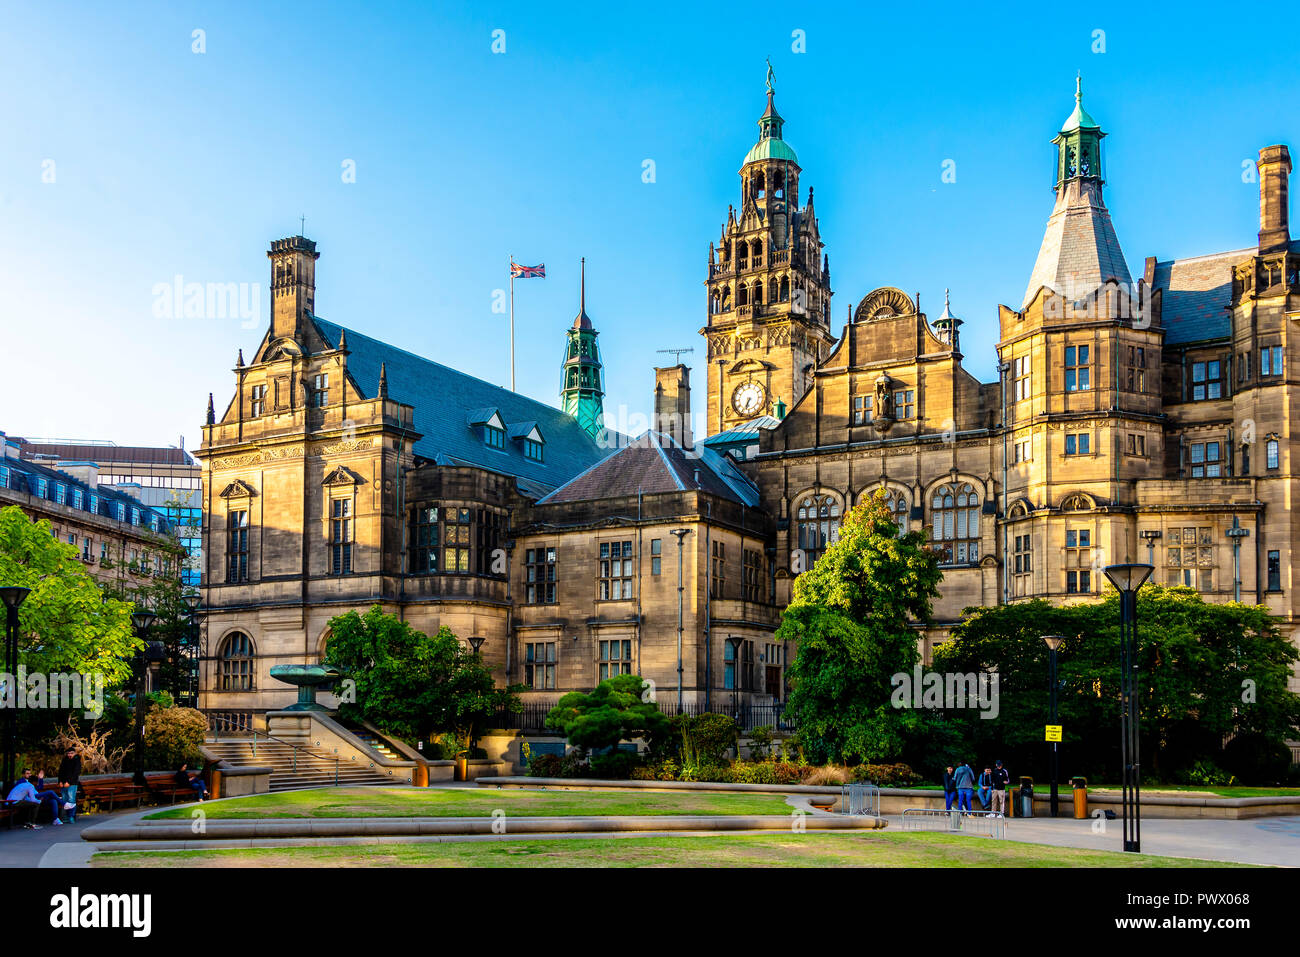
top-left (0, 505), bottom-right (137, 685)
top-left (323, 606), bottom-right (521, 745)
top-left (778, 491), bottom-right (943, 764)
top-left (547, 673), bottom-right (670, 754)
top-left (934, 587), bottom-right (1300, 782)
top-left (102, 544), bottom-right (194, 705)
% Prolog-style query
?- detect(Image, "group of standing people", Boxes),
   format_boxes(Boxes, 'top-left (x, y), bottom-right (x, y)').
top-left (943, 760), bottom-right (1011, 816)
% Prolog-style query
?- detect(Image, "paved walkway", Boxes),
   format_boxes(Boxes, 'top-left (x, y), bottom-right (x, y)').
top-left (0, 814), bottom-right (103, 868)
top-left (884, 813), bottom-right (1300, 867)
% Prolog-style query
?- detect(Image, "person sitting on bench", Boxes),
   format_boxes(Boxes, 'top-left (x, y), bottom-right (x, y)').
top-left (29, 769), bottom-right (68, 823)
top-left (174, 764), bottom-right (208, 801)
top-left (6, 770), bottom-right (63, 828)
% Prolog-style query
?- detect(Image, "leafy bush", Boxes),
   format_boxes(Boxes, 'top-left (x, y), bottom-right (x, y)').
top-left (1177, 759), bottom-right (1237, 787)
top-left (527, 753), bottom-right (563, 777)
top-left (671, 712), bottom-right (739, 764)
top-left (852, 762), bottom-right (922, 787)
top-left (590, 750), bottom-right (639, 779)
top-left (559, 750), bottom-right (590, 778)
top-left (1222, 734), bottom-right (1293, 785)
top-left (747, 725), bottom-right (774, 761)
top-left (142, 705), bottom-right (207, 769)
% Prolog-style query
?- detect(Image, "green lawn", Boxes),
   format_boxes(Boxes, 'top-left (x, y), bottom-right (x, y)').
top-left (144, 786), bottom-right (794, 820)
top-left (93, 831), bottom-right (1249, 868)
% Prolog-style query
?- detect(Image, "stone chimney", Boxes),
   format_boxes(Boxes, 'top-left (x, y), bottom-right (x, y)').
top-left (1258, 145), bottom-right (1292, 254)
top-left (653, 365), bottom-right (692, 450)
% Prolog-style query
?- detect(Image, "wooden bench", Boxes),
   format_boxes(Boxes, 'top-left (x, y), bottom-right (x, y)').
top-left (143, 772), bottom-right (206, 804)
top-left (79, 779), bottom-right (146, 812)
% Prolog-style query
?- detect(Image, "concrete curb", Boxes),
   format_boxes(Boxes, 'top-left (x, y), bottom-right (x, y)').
top-left (81, 812), bottom-right (888, 843)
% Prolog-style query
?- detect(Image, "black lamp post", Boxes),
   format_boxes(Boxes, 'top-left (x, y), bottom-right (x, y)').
top-left (1, 586), bottom-right (31, 795)
top-left (180, 595), bottom-right (201, 708)
top-left (130, 610), bottom-right (160, 786)
top-left (726, 635), bottom-right (746, 724)
top-left (1103, 563), bottom-right (1153, 853)
top-left (1042, 634), bottom-right (1065, 818)
top-left (469, 636), bottom-right (485, 657)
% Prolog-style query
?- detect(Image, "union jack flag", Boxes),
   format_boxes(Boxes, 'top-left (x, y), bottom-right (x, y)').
top-left (510, 261), bottom-right (545, 279)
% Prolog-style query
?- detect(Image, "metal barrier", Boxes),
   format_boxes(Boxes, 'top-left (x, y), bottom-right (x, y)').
top-left (901, 808), bottom-right (1006, 839)
top-left (840, 782), bottom-right (881, 817)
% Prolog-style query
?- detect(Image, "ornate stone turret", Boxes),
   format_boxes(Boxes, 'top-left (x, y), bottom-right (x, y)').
top-left (703, 63), bottom-right (834, 436)
top-left (1022, 78), bottom-right (1132, 308)
top-left (559, 258), bottom-right (604, 439)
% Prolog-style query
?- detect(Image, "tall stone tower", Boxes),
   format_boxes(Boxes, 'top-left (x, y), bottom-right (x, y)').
top-left (703, 66), bottom-right (834, 437)
top-left (560, 258), bottom-right (605, 439)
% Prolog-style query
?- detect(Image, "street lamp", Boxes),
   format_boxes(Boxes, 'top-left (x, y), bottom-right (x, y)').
top-left (1, 586), bottom-right (31, 794)
top-left (726, 635), bottom-right (746, 732)
top-left (1103, 562), bottom-right (1153, 853)
top-left (469, 636), bottom-right (486, 656)
top-left (1226, 517), bottom-right (1251, 603)
top-left (1042, 634), bottom-right (1065, 818)
top-left (671, 529), bottom-right (691, 711)
top-left (131, 610), bottom-right (160, 787)
top-left (181, 595), bottom-right (202, 708)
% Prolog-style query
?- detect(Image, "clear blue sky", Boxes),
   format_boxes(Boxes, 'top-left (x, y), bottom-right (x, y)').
top-left (2, 2), bottom-right (1296, 449)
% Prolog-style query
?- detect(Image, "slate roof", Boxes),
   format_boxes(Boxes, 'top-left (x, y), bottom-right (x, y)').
top-left (1150, 248), bottom-right (1248, 345)
top-left (1023, 179), bottom-right (1132, 308)
top-left (310, 316), bottom-right (609, 498)
top-left (538, 431), bottom-right (761, 507)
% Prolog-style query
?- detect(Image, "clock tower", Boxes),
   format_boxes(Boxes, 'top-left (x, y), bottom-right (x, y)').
top-left (702, 66), bottom-right (834, 436)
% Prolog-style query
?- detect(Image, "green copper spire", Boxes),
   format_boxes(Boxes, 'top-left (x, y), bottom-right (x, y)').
top-left (1052, 75), bottom-right (1105, 187)
top-left (560, 258), bottom-right (604, 439)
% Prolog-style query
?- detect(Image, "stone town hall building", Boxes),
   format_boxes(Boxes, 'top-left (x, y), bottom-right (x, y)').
top-left (197, 79), bottom-right (1300, 721)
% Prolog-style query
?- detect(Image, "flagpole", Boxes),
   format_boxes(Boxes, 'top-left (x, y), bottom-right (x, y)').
top-left (509, 255), bottom-right (516, 391)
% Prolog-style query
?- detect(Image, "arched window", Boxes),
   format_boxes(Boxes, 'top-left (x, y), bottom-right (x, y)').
top-left (875, 489), bottom-right (909, 537)
top-left (769, 278), bottom-right (779, 303)
top-left (779, 276), bottom-right (790, 302)
top-left (796, 494), bottom-right (841, 567)
top-left (751, 240), bottom-right (763, 261)
top-left (931, 483), bottom-right (981, 564)
top-left (737, 283), bottom-right (749, 307)
top-left (752, 281), bottom-right (763, 305)
top-left (219, 632), bottom-right (254, 691)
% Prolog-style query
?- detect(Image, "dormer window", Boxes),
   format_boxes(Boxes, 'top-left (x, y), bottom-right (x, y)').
top-left (250, 384), bottom-right (267, 417)
top-left (525, 439), bottom-right (543, 461)
top-left (486, 425), bottom-right (505, 450)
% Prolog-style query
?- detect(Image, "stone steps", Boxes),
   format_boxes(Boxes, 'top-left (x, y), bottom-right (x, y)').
top-left (204, 740), bottom-right (396, 790)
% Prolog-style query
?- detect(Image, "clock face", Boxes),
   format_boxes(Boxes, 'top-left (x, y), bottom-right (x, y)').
top-left (732, 381), bottom-right (766, 417)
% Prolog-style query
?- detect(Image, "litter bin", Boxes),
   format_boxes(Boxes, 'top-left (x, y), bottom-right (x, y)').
top-left (1018, 776), bottom-right (1034, 818)
top-left (1071, 776), bottom-right (1088, 819)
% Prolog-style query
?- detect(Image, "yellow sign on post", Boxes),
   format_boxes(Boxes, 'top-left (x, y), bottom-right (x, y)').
top-left (1045, 724), bottom-right (1063, 742)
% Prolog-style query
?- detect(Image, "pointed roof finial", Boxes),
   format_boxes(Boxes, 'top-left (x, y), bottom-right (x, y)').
top-left (378, 361), bottom-right (388, 399)
top-left (338, 328), bottom-right (348, 352)
top-left (205, 393), bottom-right (215, 426)
top-left (572, 257), bottom-right (592, 330)
top-left (236, 348), bottom-right (244, 368)
top-left (1060, 73), bottom-right (1100, 132)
